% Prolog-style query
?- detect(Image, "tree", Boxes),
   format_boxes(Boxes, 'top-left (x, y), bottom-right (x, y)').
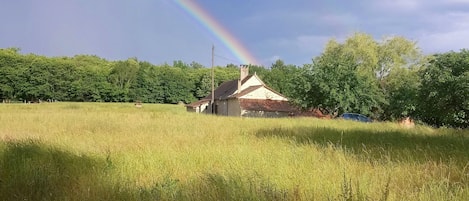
top-left (0, 48), bottom-right (23, 101)
top-left (173, 60), bottom-right (189, 69)
top-left (189, 61), bottom-right (204, 69)
top-left (381, 66), bottom-right (421, 120)
top-left (292, 48), bottom-right (385, 117)
top-left (377, 36), bottom-right (421, 81)
top-left (291, 33), bottom-right (422, 119)
top-left (108, 58), bottom-right (140, 101)
top-left (417, 50), bottom-right (469, 128)
top-left (129, 62), bottom-right (165, 103)
top-left (338, 32), bottom-right (421, 81)
top-left (159, 67), bottom-right (195, 104)
top-left (262, 60), bottom-right (299, 98)
top-left (193, 71), bottom-right (212, 99)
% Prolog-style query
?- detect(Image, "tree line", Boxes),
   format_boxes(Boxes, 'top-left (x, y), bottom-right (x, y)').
top-left (0, 32), bottom-right (468, 128)
top-left (0, 48), bottom-right (239, 104)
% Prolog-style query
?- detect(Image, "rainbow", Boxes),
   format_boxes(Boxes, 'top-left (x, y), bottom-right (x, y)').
top-left (174, 0), bottom-right (259, 65)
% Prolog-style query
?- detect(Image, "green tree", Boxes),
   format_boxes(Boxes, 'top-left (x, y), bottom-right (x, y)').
top-left (108, 58), bottom-right (140, 101)
top-left (130, 62), bottom-right (164, 103)
top-left (189, 61), bottom-right (205, 69)
top-left (67, 55), bottom-right (112, 102)
top-left (418, 50), bottom-right (469, 128)
top-left (0, 48), bottom-right (24, 101)
top-left (159, 67), bottom-right (195, 104)
top-left (262, 60), bottom-right (299, 98)
top-left (292, 33), bottom-right (422, 119)
top-left (339, 32), bottom-right (421, 81)
top-left (17, 55), bottom-right (56, 101)
top-left (193, 70), bottom-right (212, 99)
top-left (381, 66), bottom-right (421, 120)
top-left (292, 39), bottom-right (385, 117)
top-left (377, 36), bottom-right (421, 81)
top-left (173, 60), bottom-right (189, 69)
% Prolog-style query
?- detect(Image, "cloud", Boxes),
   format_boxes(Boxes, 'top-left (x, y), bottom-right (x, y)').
top-left (264, 55), bottom-right (282, 65)
top-left (295, 35), bottom-right (331, 54)
top-left (373, 0), bottom-right (422, 11)
top-left (416, 11), bottom-right (469, 53)
top-left (418, 30), bottom-right (469, 54)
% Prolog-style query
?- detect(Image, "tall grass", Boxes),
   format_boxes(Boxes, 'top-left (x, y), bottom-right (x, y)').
top-left (0, 102), bottom-right (468, 200)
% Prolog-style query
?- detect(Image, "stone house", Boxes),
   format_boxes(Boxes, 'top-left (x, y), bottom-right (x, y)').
top-left (186, 66), bottom-right (294, 117)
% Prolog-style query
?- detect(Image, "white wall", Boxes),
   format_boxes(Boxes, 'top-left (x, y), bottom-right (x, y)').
top-left (239, 87), bottom-right (287, 101)
top-left (240, 76), bottom-right (263, 91)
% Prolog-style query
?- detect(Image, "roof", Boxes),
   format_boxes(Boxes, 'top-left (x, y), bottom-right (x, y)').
top-left (239, 99), bottom-right (294, 112)
top-left (204, 79), bottom-right (238, 100)
top-left (241, 74), bottom-right (254, 84)
top-left (185, 99), bottom-right (210, 108)
top-left (204, 74), bottom-right (281, 100)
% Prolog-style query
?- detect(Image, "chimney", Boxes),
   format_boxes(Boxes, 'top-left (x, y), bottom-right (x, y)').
top-left (240, 64), bottom-right (249, 81)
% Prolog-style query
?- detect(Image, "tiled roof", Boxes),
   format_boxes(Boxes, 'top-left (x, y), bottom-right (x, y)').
top-left (239, 99), bottom-right (294, 112)
top-left (204, 80), bottom-right (238, 100)
top-left (241, 75), bottom-right (254, 84)
top-left (204, 75), bottom-right (258, 100)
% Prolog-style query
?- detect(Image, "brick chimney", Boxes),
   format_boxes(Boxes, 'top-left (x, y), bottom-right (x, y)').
top-left (238, 65), bottom-right (249, 94)
top-left (240, 64), bottom-right (249, 81)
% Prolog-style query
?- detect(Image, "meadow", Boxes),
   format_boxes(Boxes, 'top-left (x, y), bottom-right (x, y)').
top-left (0, 102), bottom-right (468, 201)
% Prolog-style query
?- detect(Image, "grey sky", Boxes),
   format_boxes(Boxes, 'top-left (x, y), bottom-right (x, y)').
top-left (1, 0), bottom-right (468, 67)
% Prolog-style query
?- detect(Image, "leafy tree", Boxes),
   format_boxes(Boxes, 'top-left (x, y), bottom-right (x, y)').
top-left (108, 58), bottom-right (140, 101)
top-left (339, 33), bottom-right (421, 80)
top-left (68, 55), bottom-right (112, 102)
top-left (173, 60), bottom-right (189, 69)
top-left (377, 36), bottom-right (421, 81)
top-left (292, 39), bottom-right (385, 117)
top-left (17, 55), bottom-right (55, 101)
top-left (262, 60), bottom-right (299, 98)
top-left (214, 67), bottom-right (238, 86)
top-left (70, 66), bottom-right (110, 102)
top-left (130, 62), bottom-right (164, 103)
top-left (193, 70), bottom-right (212, 99)
top-left (0, 48), bottom-right (23, 101)
top-left (292, 33), bottom-right (422, 119)
top-left (381, 66), bottom-right (421, 120)
top-left (159, 67), bottom-right (196, 104)
top-left (189, 61), bottom-right (204, 69)
top-left (248, 64), bottom-right (269, 77)
top-left (418, 50), bottom-right (469, 128)
top-left (226, 64), bottom-right (238, 69)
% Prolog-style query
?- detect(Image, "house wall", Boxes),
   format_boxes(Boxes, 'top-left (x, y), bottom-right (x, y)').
top-left (239, 87), bottom-right (288, 101)
top-left (186, 102), bottom-right (210, 113)
top-left (240, 76), bottom-right (263, 91)
top-left (241, 110), bottom-right (291, 118)
top-left (199, 102), bottom-right (209, 113)
top-left (227, 99), bottom-right (241, 116)
top-left (186, 107), bottom-right (197, 113)
top-left (215, 100), bottom-right (229, 116)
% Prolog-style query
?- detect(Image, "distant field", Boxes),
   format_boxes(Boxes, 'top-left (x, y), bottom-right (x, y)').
top-left (0, 102), bottom-right (468, 200)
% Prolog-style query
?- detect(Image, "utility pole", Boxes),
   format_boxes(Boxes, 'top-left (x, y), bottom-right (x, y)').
top-left (211, 45), bottom-right (215, 114)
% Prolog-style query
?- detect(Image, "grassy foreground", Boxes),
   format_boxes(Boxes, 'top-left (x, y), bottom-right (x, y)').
top-left (0, 102), bottom-right (468, 201)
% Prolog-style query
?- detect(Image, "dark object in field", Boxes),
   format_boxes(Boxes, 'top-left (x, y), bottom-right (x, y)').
top-left (339, 113), bottom-right (372, 123)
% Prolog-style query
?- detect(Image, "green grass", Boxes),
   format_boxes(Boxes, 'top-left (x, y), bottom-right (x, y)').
top-left (0, 102), bottom-right (468, 200)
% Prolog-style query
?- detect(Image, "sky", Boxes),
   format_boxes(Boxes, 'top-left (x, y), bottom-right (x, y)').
top-left (1, 0), bottom-right (469, 67)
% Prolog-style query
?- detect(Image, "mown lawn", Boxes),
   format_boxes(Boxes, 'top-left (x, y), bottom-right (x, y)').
top-left (0, 102), bottom-right (468, 200)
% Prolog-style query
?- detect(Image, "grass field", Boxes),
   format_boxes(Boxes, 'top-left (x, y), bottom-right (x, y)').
top-left (0, 102), bottom-right (468, 200)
